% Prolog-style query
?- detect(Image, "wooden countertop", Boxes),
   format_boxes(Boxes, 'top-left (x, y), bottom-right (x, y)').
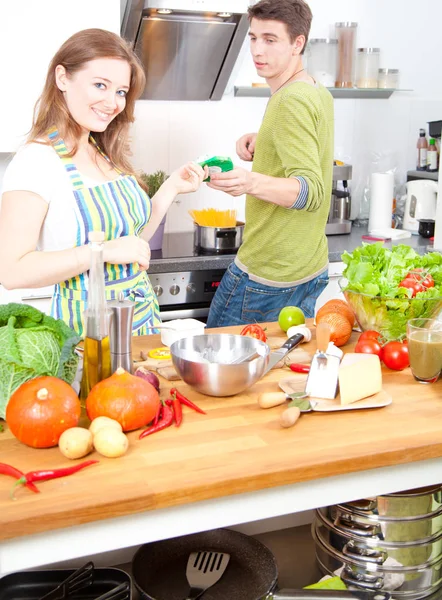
top-left (1, 321), bottom-right (442, 543)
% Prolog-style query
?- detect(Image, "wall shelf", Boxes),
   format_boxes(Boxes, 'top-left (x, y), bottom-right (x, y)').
top-left (234, 86), bottom-right (412, 99)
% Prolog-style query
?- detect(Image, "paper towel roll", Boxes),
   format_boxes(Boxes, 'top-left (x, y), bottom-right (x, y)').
top-left (368, 172), bottom-right (394, 232)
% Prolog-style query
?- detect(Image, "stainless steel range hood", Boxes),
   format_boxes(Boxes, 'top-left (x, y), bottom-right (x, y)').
top-left (121, 0), bottom-right (250, 101)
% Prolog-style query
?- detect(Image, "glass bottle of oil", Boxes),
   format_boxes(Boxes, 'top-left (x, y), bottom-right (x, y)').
top-left (80, 231), bottom-right (112, 403)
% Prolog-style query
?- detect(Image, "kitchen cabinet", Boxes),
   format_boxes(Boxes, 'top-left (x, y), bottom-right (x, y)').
top-left (0, 0), bottom-right (120, 152)
top-left (0, 285), bottom-right (54, 314)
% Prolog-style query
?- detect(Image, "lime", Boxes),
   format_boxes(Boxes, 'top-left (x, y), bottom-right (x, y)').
top-left (278, 306), bottom-right (305, 332)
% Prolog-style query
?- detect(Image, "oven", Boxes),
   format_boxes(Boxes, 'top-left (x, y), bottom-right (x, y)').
top-left (149, 232), bottom-right (236, 322)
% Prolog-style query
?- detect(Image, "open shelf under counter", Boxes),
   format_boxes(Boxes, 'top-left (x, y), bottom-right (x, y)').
top-left (234, 86), bottom-right (412, 99)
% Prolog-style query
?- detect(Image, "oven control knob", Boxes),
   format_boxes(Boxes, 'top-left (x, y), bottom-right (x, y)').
top-left (170, 284), bottom-right (180, 296)
top-left (186, 283), bottom-right (196, 294)
top-left (153, 285), bottom-right (163, 297)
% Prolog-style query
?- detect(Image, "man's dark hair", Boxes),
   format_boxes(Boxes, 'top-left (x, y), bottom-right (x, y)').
top-left (248, 0), bottom-right (313, 54)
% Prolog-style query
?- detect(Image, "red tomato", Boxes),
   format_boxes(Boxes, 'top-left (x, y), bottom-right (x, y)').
top-left (399, 278), bottom-right (425, 297)
top-left (381, 341), bottom-right (409, 371)
top-left (240, 324), bottom-right (267, 342)
top-left (354, 338), bottom-right (383, 357)
top-left (358, 330), bottom-right (381, 342)
top-left (405, 269), bottom-right (435, 290)
top-left (422, 274), bottom-right (435, 289)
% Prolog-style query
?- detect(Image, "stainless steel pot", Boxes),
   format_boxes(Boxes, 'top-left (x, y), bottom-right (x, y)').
top-left (319, 503), bottom-right (442, 545)
top-left (315, 510), bottom-right (442, 569)
top-left (313, 522), bottom-right (442, 599)
top-left (340, 487), bottom-right (442, 520)
top-left (194, 221), bottom-right (244, 253)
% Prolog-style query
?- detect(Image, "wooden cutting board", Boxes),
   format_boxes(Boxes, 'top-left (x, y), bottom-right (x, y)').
top-left (133, 347), bottom-right (180, 380)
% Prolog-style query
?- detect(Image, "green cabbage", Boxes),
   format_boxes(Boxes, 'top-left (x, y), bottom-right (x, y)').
top-left (0, 303), bottom-right (81, 418)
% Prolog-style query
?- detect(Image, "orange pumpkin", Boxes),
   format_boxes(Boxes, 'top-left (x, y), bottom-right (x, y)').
top-left (86, 368), bottom-right (160, 432)
top-left (315, 311), bottom-right (352, 347)
top-left (316, 298), bottom-right (356, 328)
top-left (6, 376), bottom-right (81, 448)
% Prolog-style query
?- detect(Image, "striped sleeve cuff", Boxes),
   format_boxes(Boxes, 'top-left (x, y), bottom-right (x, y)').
top-left (289, 176), bottom-right (309, 209)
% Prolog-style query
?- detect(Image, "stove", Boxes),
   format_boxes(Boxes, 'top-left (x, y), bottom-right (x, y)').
top-left (149, 232), bottom-right (237, 321)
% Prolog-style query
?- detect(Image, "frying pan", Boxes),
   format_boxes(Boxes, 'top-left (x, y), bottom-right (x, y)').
top-left (132, 529), bottom-right (390, 600)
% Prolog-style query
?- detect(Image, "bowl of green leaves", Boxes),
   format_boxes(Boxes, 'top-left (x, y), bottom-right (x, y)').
top-left (340, 243), bottom-right (442, 342)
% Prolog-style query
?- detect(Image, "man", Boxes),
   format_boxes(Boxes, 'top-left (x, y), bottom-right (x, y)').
top-left (206, 0), bottom-right (334, 328)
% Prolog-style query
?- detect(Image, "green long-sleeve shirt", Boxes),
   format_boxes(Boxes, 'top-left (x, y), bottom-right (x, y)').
top-left (235, 81), bottom-right (334, 286)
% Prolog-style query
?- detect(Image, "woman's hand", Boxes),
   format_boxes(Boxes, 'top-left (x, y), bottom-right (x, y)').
top-left (236, 133), bottom-right (257, 161)
top-left (103, 235), bottom-right (151, 270)
top-left (167, 162), bottom-right (207, 195)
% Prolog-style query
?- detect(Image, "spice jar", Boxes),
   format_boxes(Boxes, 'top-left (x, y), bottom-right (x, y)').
top-left (378, 68), bottom-right (399, 89)
top-left (356, 48), bottom-right (380, 88)
top-left (335, 22), bottom-right (358, 88)
top-left (307, 38), bottom-right (338, 87)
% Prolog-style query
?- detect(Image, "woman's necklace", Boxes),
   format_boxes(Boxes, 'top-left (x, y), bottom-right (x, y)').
top-left (272, 67), bottom-right (305, 96)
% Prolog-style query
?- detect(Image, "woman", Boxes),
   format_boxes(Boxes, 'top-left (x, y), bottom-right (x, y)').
top-left (0, 28), bottom-right (206, 336)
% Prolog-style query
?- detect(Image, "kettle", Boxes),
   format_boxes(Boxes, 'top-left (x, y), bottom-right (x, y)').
top-left (403, 180), bottom-right (438, 232)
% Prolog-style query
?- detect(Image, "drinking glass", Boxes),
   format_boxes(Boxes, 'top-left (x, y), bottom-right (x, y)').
top-left (407, 318), bottom-right (442, 383)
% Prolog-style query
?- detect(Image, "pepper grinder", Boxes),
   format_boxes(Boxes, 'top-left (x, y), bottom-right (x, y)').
top-left (108, 291), bottom-right (135, 374)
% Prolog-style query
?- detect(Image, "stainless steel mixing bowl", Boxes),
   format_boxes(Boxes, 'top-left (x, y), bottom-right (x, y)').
top-left (170, 334), bottom-right (270, 396)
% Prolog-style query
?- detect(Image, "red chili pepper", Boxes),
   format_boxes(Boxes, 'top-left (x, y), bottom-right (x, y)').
top-left (11, 460), bottom-right (99, 499)
top-left (288, 363), bottom-right (310, 373)
top-left (139, 404), bottom-right (174, 439)
top-left (0, 463), bottom-right (39, 494)
top-left (170, 388), bottom-right (206, 415)
top-left (172, 396), bottom-right (183, 427)
top-left (153, 401), bottom-right (162, 426)
top-left (166, 397), bottom-right (183, 427)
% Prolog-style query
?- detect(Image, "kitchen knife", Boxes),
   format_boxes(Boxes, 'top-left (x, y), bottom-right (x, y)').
top-left (264, 333), bottom-right (305, 374)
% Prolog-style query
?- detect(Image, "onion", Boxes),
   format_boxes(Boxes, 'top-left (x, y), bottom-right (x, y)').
top-left (134, 366), bottom-right (160, 392)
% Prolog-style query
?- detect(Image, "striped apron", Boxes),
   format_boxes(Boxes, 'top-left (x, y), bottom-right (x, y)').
top-left (48, 129), bottom-right (161, 337)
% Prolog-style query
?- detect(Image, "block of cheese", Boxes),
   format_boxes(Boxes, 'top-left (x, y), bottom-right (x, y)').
top-left (338, 353), bottom-right (382, 405)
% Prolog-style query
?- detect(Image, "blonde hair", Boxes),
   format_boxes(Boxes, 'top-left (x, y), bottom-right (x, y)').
top-left (28, 28), bottom-right (146, 182)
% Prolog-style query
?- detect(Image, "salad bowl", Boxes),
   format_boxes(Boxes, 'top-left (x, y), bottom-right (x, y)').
top-left (340, 278), bottom-right (442, 341)
top-left (340, 243), bottom-right (442, 341)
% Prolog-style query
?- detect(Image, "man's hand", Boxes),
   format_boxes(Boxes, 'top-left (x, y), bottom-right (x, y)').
top-left (207, 167), bottom-right (252, 197)
top-left (236, 133), bottom-right (257, 161)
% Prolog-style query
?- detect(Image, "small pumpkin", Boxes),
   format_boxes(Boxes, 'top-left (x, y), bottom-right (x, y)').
top-left (315, 311), bottom-right (352, 347)
top-left (86, 368), bottom-right (160, 432)
top-left (316, 299), bottom-right (355, 328)
top-left (6, 376), bottom-right (81, 448)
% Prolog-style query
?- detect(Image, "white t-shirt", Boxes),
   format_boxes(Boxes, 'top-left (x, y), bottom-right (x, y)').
top-left (1, 142), bottom-right (120, 251)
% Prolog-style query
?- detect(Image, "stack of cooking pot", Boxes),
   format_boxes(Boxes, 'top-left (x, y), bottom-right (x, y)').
top-left (313, 486), bottom-right (442, 599)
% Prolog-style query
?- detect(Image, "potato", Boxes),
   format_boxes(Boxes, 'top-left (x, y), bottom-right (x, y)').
top-left (258, 391), bottom-right (287, 409)
top-left (93, 428), bottom-right (129, 458)
top-left (280, 406), bottom-right (301, 429)
top-left (89, 416), bottom-right (122, 437)
top-left (59, 427), bottom-right (93, 460)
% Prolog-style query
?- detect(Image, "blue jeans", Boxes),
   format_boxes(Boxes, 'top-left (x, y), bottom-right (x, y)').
top-left (207, 262), bottom-right (329, 328)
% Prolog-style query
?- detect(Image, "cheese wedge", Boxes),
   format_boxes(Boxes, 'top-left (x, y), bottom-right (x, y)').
top-left (338, 353), bottom-right (382, 405)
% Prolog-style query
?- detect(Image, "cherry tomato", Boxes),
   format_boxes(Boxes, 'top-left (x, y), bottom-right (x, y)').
top-left (381, 341), bottom-right (409, 371)
top-left (354, 338), bottom-right (383, 357)
top-left (399, 278), bottom-right (425, 297)
top-left (358, 330), bottom-right (381, 342)
top-left (240, 324), bottom-right (267, 342)
top-left (405, 269), bottom-right (435, 289)
top-left (422, 274), bottom-right (435, 289)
